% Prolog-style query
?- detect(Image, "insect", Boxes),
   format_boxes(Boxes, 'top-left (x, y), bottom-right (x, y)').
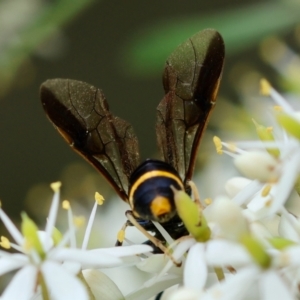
top-left (40, 29), bottom-right (225, 253)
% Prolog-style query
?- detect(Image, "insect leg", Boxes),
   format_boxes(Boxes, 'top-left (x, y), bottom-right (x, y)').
top-left (125, 210), bottom-right (182, 267)
top-left (187, 180), bottom-right (204, 210)
top-left (115, 220), bottom-right (132, 246)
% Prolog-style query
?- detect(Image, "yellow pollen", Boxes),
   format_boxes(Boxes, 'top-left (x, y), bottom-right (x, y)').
top-left (204, 198), bottom-right (212, 205)
top-left (50, 181), bottom-right (62, 192)
top-left (117, 229), bottom-right (125, 243)
top-left (260, 79), bottom-right (271, 96)
top-left (265, 198), bottom-right (273, 207)
top-left (150, 196), bottom-right (171, 217)
top-left (261, 184), bottom-right (272, 197)
top-left (227, 143), bottom-right (237, 153)
top-left (0, 236), bottom-right (10, 249)
top-left (274, 105), bottom-right (283, 112)
top-left (62, 200), bottom-right (70, 210)
top-left (73, 216), bottom-right (85, 228)
top-left (95, 192), bottom-right (105, 205)
top-left (266, 126), bottom-right (273, 133)
top-left (213, 136), bottom-right (223, 154)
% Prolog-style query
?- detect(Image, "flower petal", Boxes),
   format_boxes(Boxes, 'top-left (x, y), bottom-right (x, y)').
top-left (1, 265), bottom-right (37, 300)
top-left (246, 147), bottom-right (300, 219)
top-left (259, 271), bottom-right (294, 300)
top-left (266, 150), bottom-right (300, 216)
top-left (62, 261), bottom-right (82, 275)
top-left (203, 266), bottom-right (258, 300)
top-left (164, 287), bottom-right (202, 300)
top-left (159, 237), bottom-right (195, 279)
top-left (83, 269), bottom-right (124, 300)
top-left (232, 180), bottom-right (263, 206)
top-left (234, 151), bottom-right (279, 182)
top-left (137, 254), bottom-right (169, 274)
top-left (209, 198), bottom-right (248, 240)
top-left (205, 240), bottom-right (252, 267)
top-left (184, 243), bottom-right (207, 291)
top-left (280, 246), bottom-right (300, 266)
top-left (278, 213), bottom-right (300, 242)
top-left (49, 248), bottom-right (126, 268)
top-left (142, 237), bottom-right (195, 288)
top-left (0, 208), bottom-right (24, 245)
top-left (90, 244), bottom-right (153, 257)
top-left (225, 177), bottom-right (252, 198)
top-left (41, 261), bottom-right (88, 300)
top-left (125, 275), bottom-right (180, 300)
top-left (0, 254), bottom-right (27, 276)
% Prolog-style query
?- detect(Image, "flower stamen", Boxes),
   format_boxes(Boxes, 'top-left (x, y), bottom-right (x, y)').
top-left (261, 184), bottom-right (272, 197)
top-left (0, 236), bottom-right (11, 249)
top-left (62, 200), bottom-right (70, 210)
top-left (73, 216), bottom-right (85, 228)
top-left (50, 181), bottom-right (62, 192)
top-left (95, 192), bottom-right (105, 205)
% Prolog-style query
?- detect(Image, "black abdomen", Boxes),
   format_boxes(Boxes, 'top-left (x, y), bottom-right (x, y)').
top-left (128, 159), bottom-right (184, 222)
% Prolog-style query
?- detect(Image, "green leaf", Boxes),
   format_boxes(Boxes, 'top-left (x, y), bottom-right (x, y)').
top-left (0, 0), bottom-right (95, 96)
top-left (121, 2), bottom-right (300, 77)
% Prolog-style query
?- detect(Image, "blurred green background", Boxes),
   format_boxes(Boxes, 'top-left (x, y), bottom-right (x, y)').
top-left (1, 0), bottom-right (300, 244)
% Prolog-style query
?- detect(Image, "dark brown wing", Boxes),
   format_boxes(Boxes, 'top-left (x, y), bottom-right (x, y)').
top-left (40, 79), bottom-right (140, 201)
top-left (156, 29), bottom-right (225, 184)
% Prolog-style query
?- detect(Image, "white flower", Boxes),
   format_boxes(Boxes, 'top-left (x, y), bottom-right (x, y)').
top-left (214, 94), bottom-right (300, 220)
top-left (0, 182), bottom-right (152, 300)
top-left (202, 241), bottom-right (295, 300)
top-left (124, 81), bottom-right (300, 300)
top-left (205, 267), bottom-right (293, 300)
top-left (0, 182), bottom-right (88, 300)
top-left (128, 195), bottom-right (253, 299)
top-left (124, 227), bottom-right (193, 300)
top-left (165, 199), bottom-right (296, 300)
top-left (82, 269), bottom-right (124, 300)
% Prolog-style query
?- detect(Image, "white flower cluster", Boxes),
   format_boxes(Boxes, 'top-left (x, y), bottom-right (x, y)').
top-left (0, 182), bottom-right (152, 300)
top-left (2, 80), bottom-right (300, 300)
top-left (125, 80), bottom-right (300, 300)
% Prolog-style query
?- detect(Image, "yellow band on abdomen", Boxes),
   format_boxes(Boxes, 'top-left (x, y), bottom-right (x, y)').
top-left (128, 170), bottom-right (184, 208)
